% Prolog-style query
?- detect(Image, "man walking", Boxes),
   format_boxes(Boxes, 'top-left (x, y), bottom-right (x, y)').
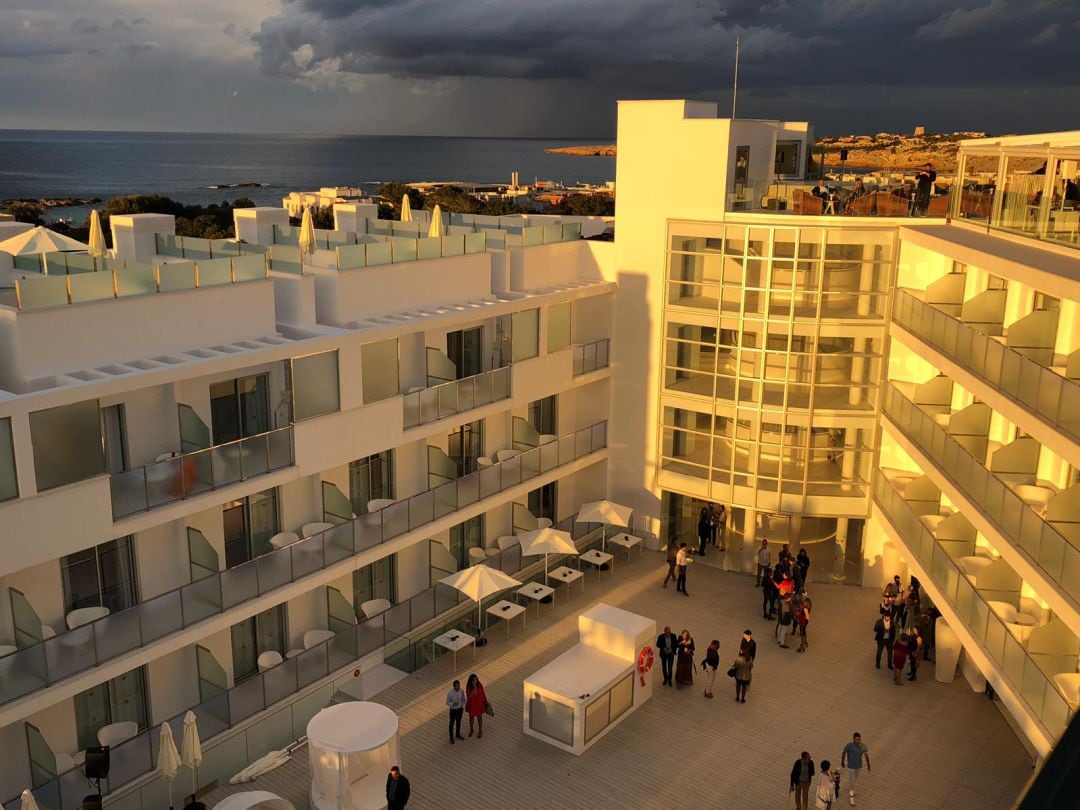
top-left (675, 543), bottom-right (690, 596)
top-left (873, 613), bottom-right (895, 670)
top-left (386, 766), bottom-right (411, 809)
top-left (789, 751), bottom-right (816, 810)
top-left (755, 537), bottom-right (771, 586)
top-left (446, 679), bottom-right (466, 744)
top-left (761, 566), bottom-right (777, 619)
top-left (656, 625), bottom-right (678, 686)
top-left (840, 732), bottom-right (870, 806)
top-left (662, 539), bottom-right (678, 588)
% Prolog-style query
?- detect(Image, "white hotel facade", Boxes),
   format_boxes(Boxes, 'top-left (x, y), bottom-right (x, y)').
top-left (0, 101), bottom-right (1077, 807)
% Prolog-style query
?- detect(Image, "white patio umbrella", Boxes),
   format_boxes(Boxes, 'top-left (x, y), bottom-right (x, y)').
top-left (439, 564), bottom-right (520, 631)
top-left (229, 748), bottom-right (290, 784)
top-left (299, 207), bottom-right (316, 253)
top-left (180, 711), bottom-right (202, 801)
top-left (576, 499), bottom-right (633, 552)
top-left (18, 790), bottom-right (39, 810)
top-left (518, 527), bottom-right (578, 582)
top-left (0, 226), bottom-right (90, 255)
top-left (157, 721), bottom-right (181, 809)
top-left (400, 194), bottom-right (413, 223)
top-left (88, 210), bottom-right (106, 259)
top-left (427, 203), bottom-right (445, 238)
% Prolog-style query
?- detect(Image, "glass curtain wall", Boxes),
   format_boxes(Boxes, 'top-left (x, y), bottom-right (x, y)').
top-left (61, 536), bottom-right (138, 614)
top-left (210, 374), bottom-right (270, 444)
top-left (349, 450), bottom-right (394, 516)
top-left (450, 516), bottom-right (484, 570)
top-left (222, 488), bottom-right (280, 568)
top-left (448, 420), bottom-right (483, 476)
top-left (73, 667), bottom-right (149, 751)
top-left (231, 606), bottom-right (286, 682)
top-left (447, 326), bottom-right (484, 378)
top-left (354, 555), bottom-right (396, 610)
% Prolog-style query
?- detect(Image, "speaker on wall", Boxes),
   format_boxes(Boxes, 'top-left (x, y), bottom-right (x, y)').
top-left (83, 746), bottom-right (110, 780)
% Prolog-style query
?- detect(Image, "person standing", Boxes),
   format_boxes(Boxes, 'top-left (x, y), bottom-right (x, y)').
top-left (733, 645), bottom-right (753, 703)
top-left (656, 625), bottom-right (678, 686)
top-left (795, 548), bottom-right (811, 589)
top-left (789, 751), bottom-right (816, 810)
top-left (873, 613), bottom-right (896, 670)
top-left (702, 639), bottom-right (720, 698)
top-left (697, 507), bottom-right (711, 556)
top-left (714, 503), bottom-right (727, 549)
top-left (675, 543), bottom-right (690, 596)
top-left (795, 591), bottom-right (811, 653)
top-left (907, 626), bottom-right (923, 681)
top-left (840, 732), bottom-right (871, 806)
top-left (776, 572), bottom-right (794, 648)
top-left (662, 539), bottom-right (678, 588)
top-left (762, 566), bottom-right (778, 619)
top-left (915, 162), bottom-right (937, 215)
top-left (465, 673), bottom-right (487, 738)
top-left (445, 679), bottom-right (466, 743)
top-left (386, 766), bottom-right (411, 810)
top-left (816, 760), bottom-right (835, 809)
top-left (755, 538), bottom-right (771, 586)
top-left (740, 629), bottom-right (757, 662)
top-left (675, 629), bottom-right (695, 688)
top-left (892, 633), bottom-right (909, 687)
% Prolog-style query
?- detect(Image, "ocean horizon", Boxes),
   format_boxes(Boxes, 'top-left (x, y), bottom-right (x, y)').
top-left (0, 130), bottom-right (616, 223)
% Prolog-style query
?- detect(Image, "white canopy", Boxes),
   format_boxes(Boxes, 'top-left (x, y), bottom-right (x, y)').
top-left (440, 564), bottom-right (520, 629)
top-left (576, 500), bottom-right (632, 527)
top-left (518, 527), bottom-right (578, 581)
top-left (427, 204), bottom-right (444, 238)
top-left (0, 226), bottom-right (89, 255)
top-left (307, 703), bottom-right (399, 810)
top-left (400, 194), bottom-right (412, 223)
top-left (298, 208), bottom-right (316, 255)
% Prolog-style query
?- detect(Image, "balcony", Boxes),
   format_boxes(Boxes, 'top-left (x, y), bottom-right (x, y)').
top-left (729, 186), bottom-right (952, 218)
top-left (881, 384), bottom-right (1080, 606)
top-left (572, 338), bottom-right (610, 376)
top-left (109, 426), bottom-right (295, 519)
top-left (893, 290), bottom-right (1080, 446)
top-left (874, 474), bottom-right (1073, 744)
top-left (402, 366), bottom-right (511, 429)
top-left (0, 421), bottom-right (607, 709)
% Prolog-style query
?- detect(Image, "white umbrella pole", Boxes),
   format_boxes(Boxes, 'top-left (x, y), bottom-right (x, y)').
top-left (168, 782), bottom-right (173, 810)
top-left (544, 553), bottom-right (549, 583)
top-left (478, 599), bottom-right (483, 633)
top-left (602, 524), bottom-right (607, 552)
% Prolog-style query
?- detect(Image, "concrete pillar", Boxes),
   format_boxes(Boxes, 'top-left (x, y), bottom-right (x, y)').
top-left (110, 213), bottom-right (174, 264)
top-left (849, 337), bottom-right (867, 406)
top-left (234, 207), bottom-right (289, 247)
top-left (333, 203), bottom-right (379, 233)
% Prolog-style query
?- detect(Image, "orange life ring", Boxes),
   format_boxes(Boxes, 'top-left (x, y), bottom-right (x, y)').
top-left (637, 646), bottom-right (654, 685)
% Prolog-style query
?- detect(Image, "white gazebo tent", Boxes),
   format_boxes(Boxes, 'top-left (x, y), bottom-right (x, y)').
top-left (576, 500), bottom-right (633, 552)
top-left (0, 226), bottom-right (90, 255)
top-left (307, 703), bottom-right (399, 810)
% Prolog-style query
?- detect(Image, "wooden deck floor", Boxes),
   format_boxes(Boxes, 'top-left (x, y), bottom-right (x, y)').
top-left (204, 550), bottom-right (1034, 809)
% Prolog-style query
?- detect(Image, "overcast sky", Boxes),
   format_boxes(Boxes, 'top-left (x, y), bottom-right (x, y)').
top-left (1, 0), bottom-right (1076, 137)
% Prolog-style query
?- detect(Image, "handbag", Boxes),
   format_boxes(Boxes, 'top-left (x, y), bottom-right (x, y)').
top-left (484, 700), bottom-right (494, 717)
top-left (726, 663), bottom-right (737, 678)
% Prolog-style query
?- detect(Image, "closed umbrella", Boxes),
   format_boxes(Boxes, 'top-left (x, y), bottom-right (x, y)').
top-left (400, 194), bottom-right (413, 223)
top-left (439, 564), bottom-right (520, 631)
top-left (518, 527), bottom-right (578, 582)
top-left (427, 204), bottom-right (444, 238)
top-left (88, 210), bottom-right (106, 259)
top-left (18, 790), bottom-right (39, 810)
top-left (180, 711), bottom-right (202, 800)
top-left (576, 500), bottom-right (633, 552)
top-left (157, 721), bottom-right (181, 809)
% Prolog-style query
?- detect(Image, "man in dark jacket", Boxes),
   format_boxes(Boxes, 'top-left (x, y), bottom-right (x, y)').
top-left (386, 766), bottom-right (410, 809)
top-left (915, 162), bottom-right (937, 215)
top-left (873, 614), bottom-right (896, 670)
top-left (762, 567), bottom-right (777, 619)
top-left (656, 625), bottom-right (679, 686)
top-left (790, 752), bottom-right (815, 810)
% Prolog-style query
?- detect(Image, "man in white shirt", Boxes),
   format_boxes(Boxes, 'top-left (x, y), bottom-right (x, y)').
top-left (446, 679), bottom-right (466, 744)
top-left (755, 537), bottom-right (772, 586)
top-left (675, 543), bottom-right (690, 596)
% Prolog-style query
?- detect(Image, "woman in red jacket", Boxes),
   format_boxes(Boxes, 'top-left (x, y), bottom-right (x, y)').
top-left (466, 673), bottom-right (487, 738)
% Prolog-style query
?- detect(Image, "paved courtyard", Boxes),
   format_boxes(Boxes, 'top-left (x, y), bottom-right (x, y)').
top-left (205, 549), bottom-right (1035, 809)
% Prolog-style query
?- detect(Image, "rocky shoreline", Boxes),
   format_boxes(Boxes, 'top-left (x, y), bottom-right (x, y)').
top-left (2, 196), bottom-right (101, 210)
top-left (544, 145), bottom-right (616, 157)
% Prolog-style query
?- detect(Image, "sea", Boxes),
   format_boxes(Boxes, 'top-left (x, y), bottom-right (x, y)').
top-left (0, 130), bottom-right (616, 224)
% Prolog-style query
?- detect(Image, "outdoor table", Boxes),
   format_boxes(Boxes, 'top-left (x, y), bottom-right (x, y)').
top-left (579, 549), bottom-right (614, 578)
top-left (487, 600), bottom-right (527, 638)
top-left (548, 565), bottom-right (584, 596)
top-left (607, 533), bottom-right (643, 559)
top-left (517, 582), bottom-right (555, 618)
top-left (433, 629), bottom-right (475, 669)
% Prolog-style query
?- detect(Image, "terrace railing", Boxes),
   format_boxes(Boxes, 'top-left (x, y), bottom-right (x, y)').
top-left (572, 338), bottom-right (611, 376)
top-left (402, 366), bottom-right (511, 429)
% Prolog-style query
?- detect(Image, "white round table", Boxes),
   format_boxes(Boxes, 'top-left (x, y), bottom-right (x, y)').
top-left (269, 531), bottom-right (300, 550)
top-left (301, 522), bottom-right (335, 538)
top-left (366, 498), bottom-right (396, 512)
top-left (958, 556), bottom-right (993, 581)
top-left (66, 606), bottom-right (110, 630)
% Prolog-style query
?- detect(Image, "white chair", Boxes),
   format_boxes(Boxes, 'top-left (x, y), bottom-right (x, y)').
top-left (269, 531), bottom-right (300, 550)
top-left (484, 546), bottom-right (500, 558)
top-left (468, 547), bottom-right (487, 566)
top-left (97, 721), bottom-right (138, 748)
top-left (54, 752), bottom-right (76, 773)
top-left (285, 648), bottom-right (304, 659)
top-left (66, 606), bottom-right (110, 630)
top-left (360, 599), bottom-right (391, 619)
top-left (301, 522), bottom-right (335, 538)
top-left (366, 498), bottom-right (396, 512)
top-left (494, 449), bottom-right (521, 462)
top-left (154, 452), bottom-right (176, 462)
top-left (536, 518), bottom-right (553, 529)
top-left (257, 651), bottom-right (283, 672)
top-left (496, 536), bottom-right (519, 552)
top-left (41, 625), bottom-right (56, 640)
top-left (476, 457), bottom-right (493, 470)
top-left (538, 434), bottom-right (558, 445)
top-left (303, 629), bottom-right (335, 649)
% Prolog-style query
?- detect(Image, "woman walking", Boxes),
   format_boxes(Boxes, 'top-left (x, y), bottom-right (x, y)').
top-left (675, 629), bottom-right (696, 689)
top-left (465, 673), bottom-right (487, 738)
top-left (815, 759), bottom-right (835, 809)
top-left (733, 648), bottom-right (753, 703)
top-left (702, 639), bottom-right (720, 698)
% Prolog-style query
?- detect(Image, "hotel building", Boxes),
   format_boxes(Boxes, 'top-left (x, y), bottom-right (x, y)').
top-left (0, 103), bottom-right (1076, 807)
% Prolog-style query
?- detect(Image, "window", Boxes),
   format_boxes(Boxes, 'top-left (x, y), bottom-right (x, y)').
top-left (529, 482), bottom-right (557, 523)
top-left (231, 605), bottom-right (285, 682)
top-left (222, 488), bottom-right (279, 568)
top-left (210, 374), bottom-right (269, 444)
top-left (511, 308), bottom-right (540, 362)
top-left (547, 302), bottom-right (572, 353)
top-left (450, 516), bottom-right (484, 570)
top-left (73, 667), bottom-right (148, 751)
top-left (528, 396), bottom-right (557, 436)
top-left (447, 326), bottom-right (484, 378)
top-left (61, 536), bottom-right (138, 614)
top-left (361, 339), bottom-right (400, 403)
top-left (448, 420), bottom-right (483, 476)
top-left (354, 554), bottom-right (396, 610)
top-left (100, 404), bottom-right (129, 473)
top-left (349, 450), bottom-right (394, 516)
top-left (0, 417), bottom-right (17, 502)
top-left (29, 399), bottom-right (104, 491)
top-left (291, 351), bottom-right (340, 421)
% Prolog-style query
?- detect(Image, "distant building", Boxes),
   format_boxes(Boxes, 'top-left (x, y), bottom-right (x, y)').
top-left (283, 186), bottom-right (374, 217)
top-left (914, 125), bottom-right (926, 136)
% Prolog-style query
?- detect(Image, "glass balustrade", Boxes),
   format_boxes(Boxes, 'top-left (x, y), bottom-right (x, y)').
top-left (109, 426), bottom-right (295, 519)
top-left (572, 338), bottom-right (611, 377)
top-left (874, 475), bottom-right (1073, 743)
top-left (403, 366), bottom-right (512, 429)
top-left (881, 384), bottom-right (1080, 601)
top-left (1, 421), bottom-right (608, 709)
top-left (893, 290), bottom-right (1080, 444)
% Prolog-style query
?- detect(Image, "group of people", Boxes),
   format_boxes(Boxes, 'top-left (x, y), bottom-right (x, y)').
top-left (755, 538), bottom-right (813, 653)
top-left (810, 161), bottom-right (938, 216)
top-left (789, 732), bottom-right (872, 808)
top-left (872, 574), bottom-right (940, 685)
top-left (655, 625), bottom-right (757, 701)
top-left (696, 502), bottom-right (727, 554)
top-left (445, 673), bottom-right (490, 743)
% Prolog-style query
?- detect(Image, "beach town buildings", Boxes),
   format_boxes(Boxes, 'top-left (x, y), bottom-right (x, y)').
top-left (0, 101), bottom-right (1076, 807)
